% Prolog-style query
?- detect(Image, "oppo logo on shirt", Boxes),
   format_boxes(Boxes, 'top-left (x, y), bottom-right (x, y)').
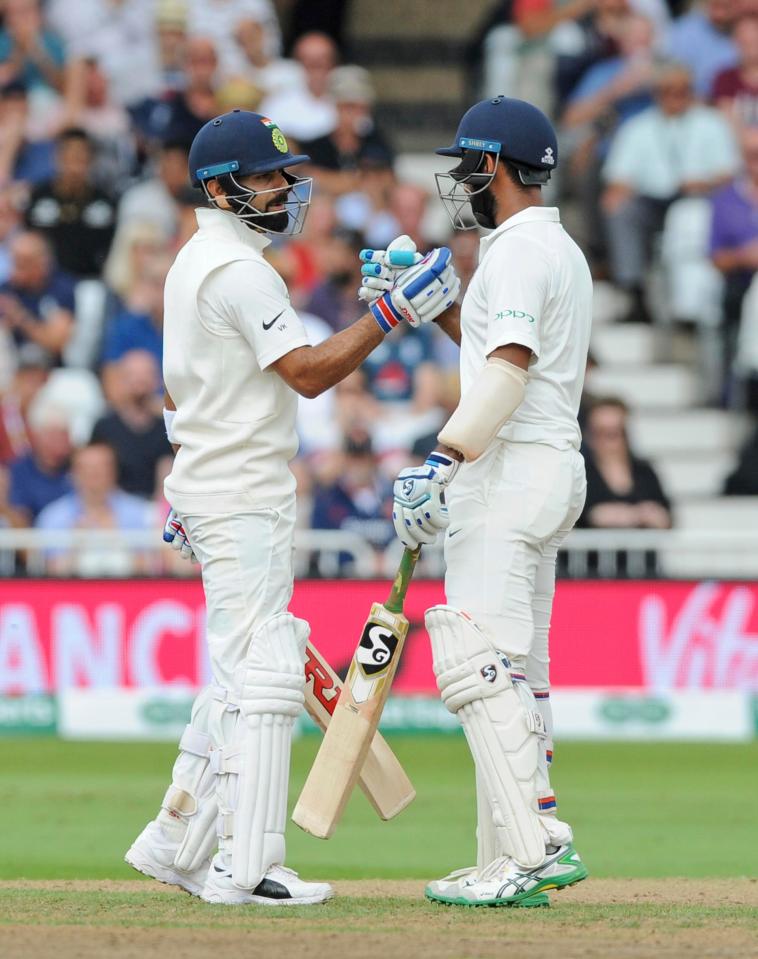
top-left (494, 309), bottom-right (535, 323)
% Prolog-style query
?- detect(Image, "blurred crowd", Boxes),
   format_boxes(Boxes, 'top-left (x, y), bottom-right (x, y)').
top-left (0, 0), bottom-right (757, 577)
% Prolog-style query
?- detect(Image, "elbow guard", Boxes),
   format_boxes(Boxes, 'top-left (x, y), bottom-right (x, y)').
top-left (438, 358), bottom-right (527, 461)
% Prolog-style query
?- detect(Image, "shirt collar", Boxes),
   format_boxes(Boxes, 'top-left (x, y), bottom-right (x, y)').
top-left (479, 206), bottom-right (560, 250)
top-left (195, 207), bottom-right (272, 253)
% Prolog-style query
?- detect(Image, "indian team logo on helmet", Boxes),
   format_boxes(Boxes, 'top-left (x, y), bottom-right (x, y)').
top-left (260, 115), bottom-right (289, 153)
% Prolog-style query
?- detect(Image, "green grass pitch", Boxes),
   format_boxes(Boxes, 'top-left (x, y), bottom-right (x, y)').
top-left (1, 736), bottom-right (755, 880)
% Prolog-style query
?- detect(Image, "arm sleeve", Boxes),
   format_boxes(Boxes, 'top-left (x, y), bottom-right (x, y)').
top-left (481, 236), bottom-right (549, 360)
top-left (201, 260), bottom-right (311, 370)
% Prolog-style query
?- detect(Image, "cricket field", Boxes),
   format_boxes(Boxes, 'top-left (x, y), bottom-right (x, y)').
top-left (1, 736), bottom-right (756, 958)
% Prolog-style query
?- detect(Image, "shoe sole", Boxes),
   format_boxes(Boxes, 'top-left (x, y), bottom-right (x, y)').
top-left (426, 890), bottom-right (550, 909)
top-left (124, 850), bottom-right (204, 898)
top-left (426, 865), bottom-right (588, 908)
top-left (201, 890), bottom-right (333, 907)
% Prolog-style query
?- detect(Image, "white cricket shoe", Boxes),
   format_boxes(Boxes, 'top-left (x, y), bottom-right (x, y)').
top-left (125, 821), bottom-right (211, 897)
top-left (427, 843), bottom-right (587, 907)
top-left (201, 854), bottom-right (333, 906)
top-left (426, 864), bottom-right (550, 908)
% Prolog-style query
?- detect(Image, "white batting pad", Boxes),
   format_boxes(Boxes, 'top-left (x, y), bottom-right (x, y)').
top-left (231, 613), bottom-right (308, 889)
top-left (158, 685), bottom-right (219, 872)
top-left (426, 605), bottom-right (547, 869)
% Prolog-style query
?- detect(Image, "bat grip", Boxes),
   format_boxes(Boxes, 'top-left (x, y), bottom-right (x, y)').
top-left (384, 546), bottom-right (421, 614)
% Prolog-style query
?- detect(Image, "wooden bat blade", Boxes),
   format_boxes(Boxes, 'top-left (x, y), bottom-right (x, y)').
top-left (302, 640), bottom-right (415, 821)
top-left (293, 602), bottom-right (409, 838)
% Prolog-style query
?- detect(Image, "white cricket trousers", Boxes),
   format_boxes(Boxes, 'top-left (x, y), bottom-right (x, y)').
top-left (181, 495), bottom-right (297, 689)
top-left (444, 441), bottom-right (586, 689)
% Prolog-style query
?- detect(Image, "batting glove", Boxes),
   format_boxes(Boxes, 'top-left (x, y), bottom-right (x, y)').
top-left (358, 234), bottom-right (422, 305)
top-left (370, 247), bottom-right (461, 332)
top-left (392, 451), bottom-right (460, 547)
top-left (162, 507), bottom-right (198, 563)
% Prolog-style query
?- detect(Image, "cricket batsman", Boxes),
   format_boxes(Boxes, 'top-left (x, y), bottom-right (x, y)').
top-left (368, 97), bottom-right (592, 906)
top-left (124, 109), bottom-right (459, 905)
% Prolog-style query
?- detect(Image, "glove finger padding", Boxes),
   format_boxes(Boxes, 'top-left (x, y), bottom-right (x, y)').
top-left (389, 247), bottom-right (459, 327)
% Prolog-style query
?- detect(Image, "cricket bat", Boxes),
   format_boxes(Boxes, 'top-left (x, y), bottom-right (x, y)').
top-left (303, 640), bottom-right (415, 820)
top-left (293, 547), bottom-right (421, 838)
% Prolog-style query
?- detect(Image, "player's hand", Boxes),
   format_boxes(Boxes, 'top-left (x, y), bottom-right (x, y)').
top-left (392, 451), bottom-right (460, 547)
top-left (162, 507), bottom-right (198, 563)
top-left (358, 234), bottom-right (422, 304)
top-left (370, 247), bottom-right (461, 332)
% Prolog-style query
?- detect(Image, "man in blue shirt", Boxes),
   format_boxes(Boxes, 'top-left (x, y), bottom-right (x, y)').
top-left (9, 401), bottom-right (72, 525)
top-left (0, 229), bottom-right (75, 365)
top-left (35, 441), bottom-right (151, 575)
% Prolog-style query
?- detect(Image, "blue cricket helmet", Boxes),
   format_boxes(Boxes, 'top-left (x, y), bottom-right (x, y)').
top-left (188, 109), bottom-right (310, 188)
top-left (437, 96), bottom-right (558, 180)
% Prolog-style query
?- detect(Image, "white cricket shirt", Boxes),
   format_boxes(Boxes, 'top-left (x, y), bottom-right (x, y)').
top-left (163, 208), bottom-right (310, 512)
top-left (459, 206), bottom-right (592, 450)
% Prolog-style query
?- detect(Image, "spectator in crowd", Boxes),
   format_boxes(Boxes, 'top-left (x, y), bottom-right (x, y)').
top-left (300, 66), bottom-right (393, 198)
top-left (152, 0), bottom-right (189, 95)
top-left (187, 0), bottom-right (282, 81)
top-left (580, 396), bottom-right (672, 530)
top-left (102, 220), bottom-right (169, 314)
top-left (46, 0), bottom-right (160, 107)
top-left (602, 62), bottom-right (738, 320)
top-left (100, 254), bottom-right (171, 401)
top-left (712, 13), bottom-right (758, 130)
top-left (311, 429), bottom-right (394, 569)
top-left (52, 57), bottom-right (135, 188)
top-left (304, 228), bottom-right (365, 332)
top-left (259, 31), bottom-right (338, 140)
top-left (117, 140), bottom-right (190, 237)
top-left (0, 0), bottom-right (65, 95)
top-left (137, 36), bottom-right (222, 147)
top-left (90, 350), bottom-right (172, 499)
top-left (271, 193), bottom-right (337, 305)
top-left (0, 356), bottom-right (48, 464)
top-left (723, 420), bottom-right (758, 493)
top-left (0, 79), bottom-right (55, 187)
top-left (665, 0), bottom-right (738, 99)
top-left (562, 12), bottom-right (657, 265)
top-left (35, 441), bottom-right (151, 576)
top-left (710, 126), bottom-right (758, 384)
top-left (0, 230), bottom-right (75, 365)
top-left (362, 323), bottom-right (436, 404)
top-left (8, 397), bottom-right (72, 526)
top-left (24, 127), bottom-right (117, 279)
top-left (234, 13), bottom-right (303, 98)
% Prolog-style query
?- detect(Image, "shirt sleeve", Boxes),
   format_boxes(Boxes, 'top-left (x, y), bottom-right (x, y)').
top-left (480, 235), bottom-right (549, 360)
top-left (201, 259), bottom-right (311, 370)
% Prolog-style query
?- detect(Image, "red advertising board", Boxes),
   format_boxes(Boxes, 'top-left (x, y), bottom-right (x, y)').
top-left (0, 579), bottom-right (756, 694)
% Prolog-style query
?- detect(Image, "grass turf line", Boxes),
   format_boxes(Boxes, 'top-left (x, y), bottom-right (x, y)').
top-left (0, 738), bottom-right (755, 880)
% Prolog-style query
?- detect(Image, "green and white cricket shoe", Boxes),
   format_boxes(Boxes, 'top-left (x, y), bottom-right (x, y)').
top-left (426, 865), bottom-right (550, 909)
top-left (427, 844), bottom-right (586, 908)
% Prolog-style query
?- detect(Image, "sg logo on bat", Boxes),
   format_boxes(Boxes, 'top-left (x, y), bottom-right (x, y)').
top-left (356, 624), bottom-right (398, 677)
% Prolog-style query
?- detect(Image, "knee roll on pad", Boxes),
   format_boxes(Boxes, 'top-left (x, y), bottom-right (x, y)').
top-left (426, 605), bottom-right (547, 868)
top-left (232, 612), bottom-right (309, 889)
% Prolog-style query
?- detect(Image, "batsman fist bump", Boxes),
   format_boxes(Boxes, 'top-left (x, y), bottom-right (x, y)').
top-left (392, 451), bottom-right (460, 547)
top-left (358, 234), bottom-right (421, 304)
top-left (370, 247), bottom-right (461, 332)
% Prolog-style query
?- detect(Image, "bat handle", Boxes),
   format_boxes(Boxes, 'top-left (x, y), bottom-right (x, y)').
top-left (384, 546), bottom-right (421, 614)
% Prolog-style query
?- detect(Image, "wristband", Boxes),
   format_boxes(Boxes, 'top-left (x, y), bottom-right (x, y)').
top-left (370, 291), bottom-right (404, 333)
top-left (163, 407), bottom-right (177, 443)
